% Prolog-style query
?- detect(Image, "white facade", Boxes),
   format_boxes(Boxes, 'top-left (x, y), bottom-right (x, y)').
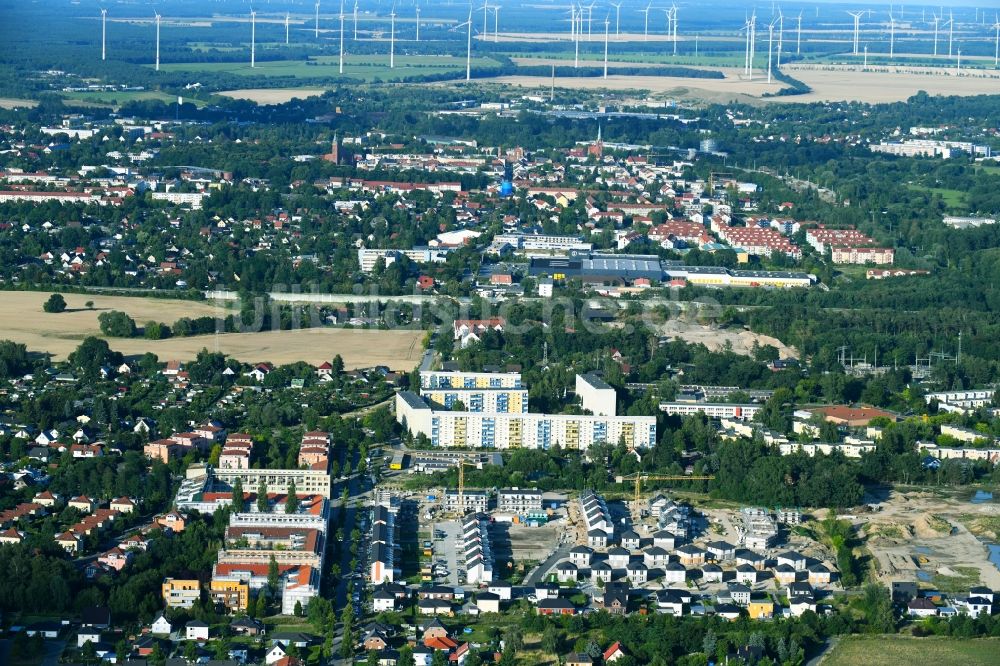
top-left (660, 402), bottom-right (761, 420)
top-left (420, 387), bottom-right (528, 413)
top-left (420, 370), bottom-right (522, 390)
top-left (497, 488), bottom-right (543, 513)
top-left (576, 373), bottom-right (618, 417)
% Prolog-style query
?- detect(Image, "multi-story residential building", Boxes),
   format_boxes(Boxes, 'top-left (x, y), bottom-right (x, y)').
top-left (210, 579), bottom-right (250, 612)
top-left (497, 488), bottom-right (543, 513)
top-left (215, 467), bottom-right (331, 498)
top-left (739, 508), bottom-right (778, 550)
top-left (397, 391), bottom-right (656, 450)
top-left (443, 489), bottom-right (490, 513)
top-left (659, 402), bottom-right (762, 420)
top-left (491, 233), bottom-right (592, 255)
top-left (162, 578), bottom-right (201, 608)
top-left (576, 373), bottom-right (617, 417)
top-left (420, 371), bottom-right (522, 390)
top-left (830, 246), bottom-right (894, 265)
top-left (356, 247), bottom-right (450, 273)
top-left (925, 390), bottom-right (996, 410)
top-left (420, 386), bottom-right (528, 413)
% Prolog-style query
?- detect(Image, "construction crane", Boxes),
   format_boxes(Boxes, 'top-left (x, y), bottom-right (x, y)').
top-left (456, 458), bottom-right (481, 515)
top-left (619, 473), bottom-right (715, 504)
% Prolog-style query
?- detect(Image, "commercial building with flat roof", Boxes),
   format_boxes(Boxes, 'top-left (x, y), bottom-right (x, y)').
top-left (529, 252), bottom-right (664, 284)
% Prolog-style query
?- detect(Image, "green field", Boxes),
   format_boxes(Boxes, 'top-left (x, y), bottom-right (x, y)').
top-left (906, 184), bottom-right (968, 210)
top-left (156, 55), bottom-right (501, 81)
top-left (507, 50), bottom-right (746, 68)
top-left (59, 90), bottom-right (201, 107)
top-left (822, 637), bottom-right (1000, 666)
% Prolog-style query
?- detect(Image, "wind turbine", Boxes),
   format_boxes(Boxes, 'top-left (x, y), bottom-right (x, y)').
top-left (574, 5), bottom-right (580, 66)
top-left (847, 11), bottom-right (863, 56)
top-left (354, 0), bottom-right (359, 41)
top-left (776, 9), bottom-right (783, 67)
top-left (796, 10), bottom-right (802, 54)
top-left (154, 11), bottom-right (161, 72)
top-left (767, 16), bottom-right (777, 84)
top-left (932, 13), bottom-right (939, 56)
top-left (416, 6), bottom-right (420, 42)
top-left (285, 12), bottom-right (290, 45)
top-left (315, 1), bottom-right (320, 39)
top-left (603, 15), bottom-right (609, 78)
top-left (671, 4), bottom-right (678, 56)
top-left (957, 47), bottom-right (961, 73)
top-left (101, 8), bottom-right (107, 61)
top-left (611, 2), bottom-right (621, 36)
top-left (863, 43), bottom-right (868, 69)
top-left (494, 5), bottom-right (500, 43)
top-left (390, 7), bottom-right (396, 69)
top-left (744, 13), bottom-right (757, 80)
top-left (569, 5), bottom-right (576, 43)
top-left (640, 2), bottom-right (651, 41)
top-left (250, 9), bottom-right (256, 68)
top-left (888, 11), bottom-right (895, 59)
top-left (339, 3), bottom-right (345, 73)
top-left (459, 9), bottom-right (472, 80)
top-left (482, 1), bottom-right (489, 37)
top-left (587, 1), bottom-right (595, 42)
top-left (948, 11), bottom-right (954, 57)
top-left (992, 14), bottom-right (1000, 68)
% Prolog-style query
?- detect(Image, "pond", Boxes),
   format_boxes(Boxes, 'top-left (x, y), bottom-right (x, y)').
top-left (970, 490), bottom-right (994, 504)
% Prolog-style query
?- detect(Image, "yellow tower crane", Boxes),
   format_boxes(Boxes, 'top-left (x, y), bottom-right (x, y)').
top-left (620, 472), bottom-right (715, 504)
top-left (456, 458), bottom-right (480, 514)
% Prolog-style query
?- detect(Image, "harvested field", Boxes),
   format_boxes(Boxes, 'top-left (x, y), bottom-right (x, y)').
top-left (821, 636), bottom-right (1000, 666)
top-left (0, 291), bottom-right (424, 369)
top-left (784, 66), bottom-right (1000, 103)
top-left (0, 98), bottom-right (37, 109)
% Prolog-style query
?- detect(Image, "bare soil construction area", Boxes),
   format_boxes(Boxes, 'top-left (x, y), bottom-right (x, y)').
top-left (0, 291), bottom-right (424, 369)
top-left (784, 66), bottom-right (1000, 104)
top-left (656, 319), bottom-right (798, 359)
top-left (859, 488), bottom-right (1000, 591)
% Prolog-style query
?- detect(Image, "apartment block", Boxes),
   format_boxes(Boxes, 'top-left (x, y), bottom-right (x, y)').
top-left (659, 402), bottom-right (762, 420)
top-left (420, 370), bottom-right (522, 390)
top-left (162, 578), bottom-right (201, 608)
top-left (420, 387), bottom-right (528, 413)
top-left (576, 373), bottom-right (618, 417)
top-left (497, 488), bottom-right (543, 513)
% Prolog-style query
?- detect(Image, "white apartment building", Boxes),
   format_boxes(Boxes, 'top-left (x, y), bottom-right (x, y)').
top-left (443, 489), bottom-right (490, 513)
top-left (576, 373), bottom-right (618, 417)
top-left (420, 370), bottom-right (522, 390)
top-left (660, 402), bottom-right (762, 420)
top-left (398, 391), bottom-right (656, 450)
top-left (420, 387), bottom-right (528, 413)
top-left (215, 467), bottom-right (332, 498)
top-left (356, 247), bottom-right (450, 273)
top-left (497, 488), bottom-right (543, 513)
top-left (925, 390), bottom-right (996, 409)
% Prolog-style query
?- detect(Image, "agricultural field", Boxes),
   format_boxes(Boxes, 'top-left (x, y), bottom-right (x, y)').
top-left (59, 90), bottom-right (200, 108)
top-left (0, 291), bottom-right (425, 369)
top-left (156, 54), bottom-right (502, 82)
top-left (821, 637), bottom-right (1000, 666)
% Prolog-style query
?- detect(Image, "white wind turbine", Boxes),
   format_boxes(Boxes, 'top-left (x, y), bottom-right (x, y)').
top-left (285, 12), bottom-right (290, 45)
top-left (611, 2), bottom-right (621, 36)
top-left (482, 1), bottom-right (489, 37)
top-left (603, 14), bottom-right (610, 77)
top-left (587, 1), bottom-right (595, 42)
top-left (863, 42), bottom-right (868, 69)
top-left (568, 5), bottom-right (576, 43)
top-left (670, 4), bottom-right (678, 56)
top-left (948, 11), bottom-right (954, 57)
top-left (992, 14), bottom-right (1000, 67)
top-left (458, 9), bottom-right (472, 80)
top-left (315, 1), bottom-right (320, 39)
top-left (416, 6), bottom-right (420, 42)
top-left (575, 5), bottom-right (581, 66)
top-left (776, 9), bottom-right (783, 67)
top-left (250, 9), bottom-right (256, 68)
top-left (640, 2), bottom-right (652, 42)
top-left (744, 13), bottom-right (757, 80)
top-left (796, 10), bottom-right (802, 54)
top-left (354, 0), bottom-right (359, 40)
top-left (339, 2), bottom-right (345, 73)
top-left (389, 7), bottom-right (396, 68)
top-left (154, 11), bottom-right (161, 71)
top-left (494, 5), bottom-right (500, 43)
top-left (888, 11), bottom-right (895, 60)
top-left (932, 12), bottom-right (939, 56)
top-left (101, 8), bottom-right (107, 61)
top-left (767, 16), bottom-right (777, 83)
top-left (847, 10), bottom-right (863, 56)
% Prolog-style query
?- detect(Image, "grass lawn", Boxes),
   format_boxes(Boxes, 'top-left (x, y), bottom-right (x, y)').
top-left (156, 55), bottom-right (501, 81)
top-left (822, 636), bottom-right (1000, 666)
top-left (905, 184), bottom-right (967, 210)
